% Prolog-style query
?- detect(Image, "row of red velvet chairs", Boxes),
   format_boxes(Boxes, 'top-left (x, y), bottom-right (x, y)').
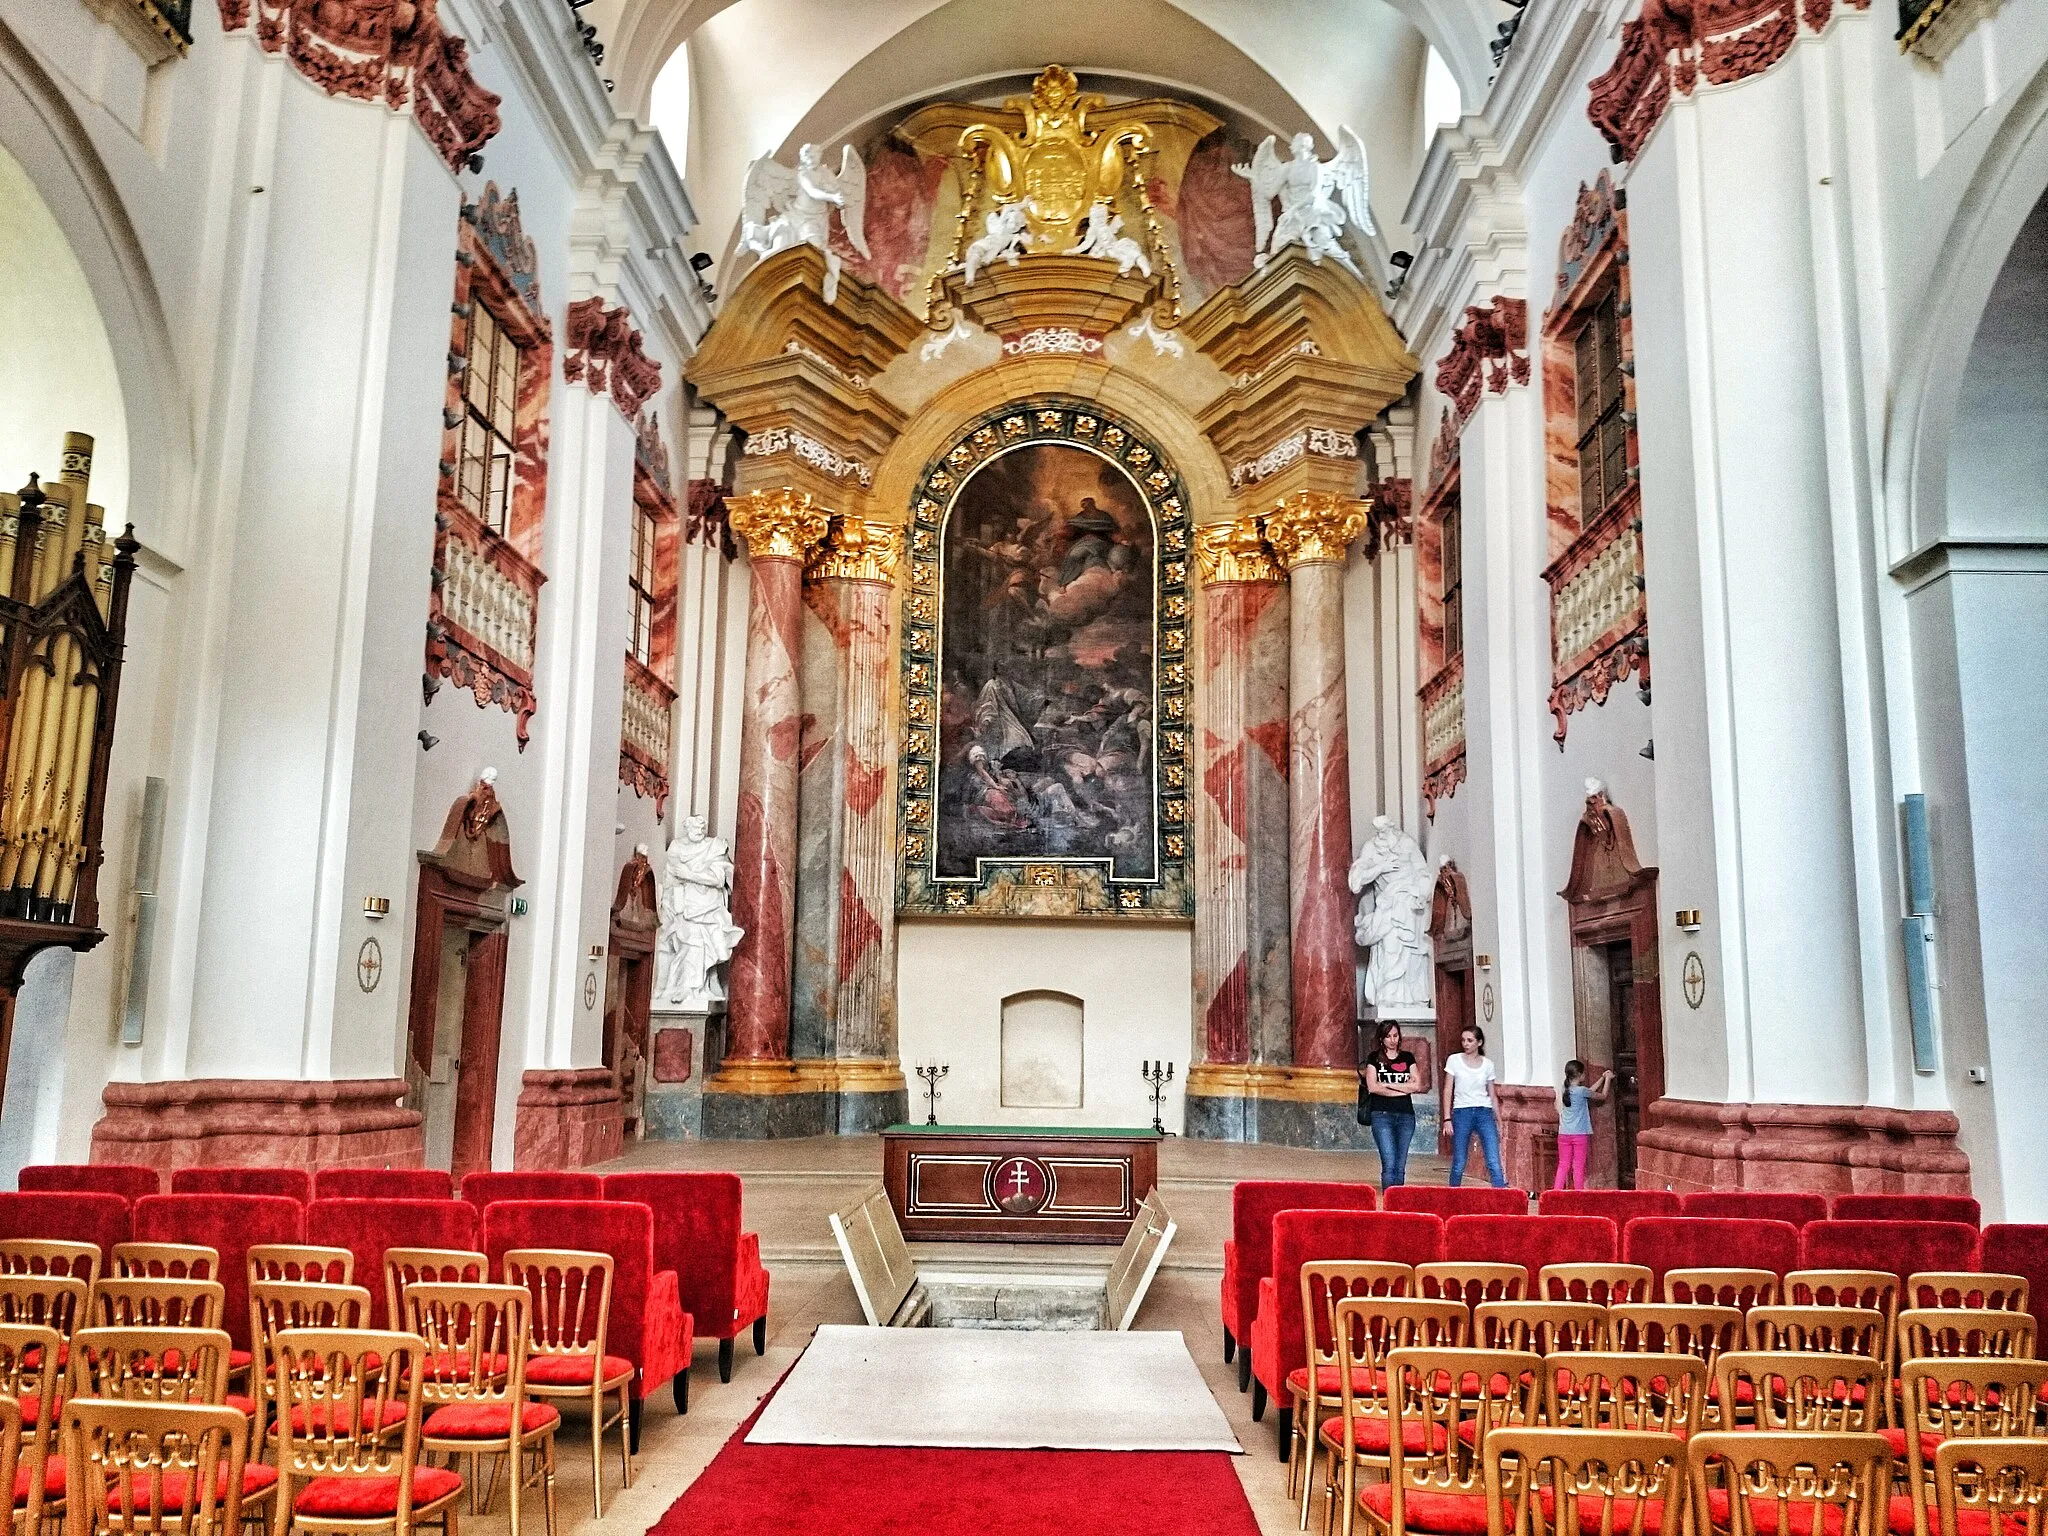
top-left (18, 1163), bottom-right (658, 1212)
top-left (0, 1177), bottom-right (769, 1443)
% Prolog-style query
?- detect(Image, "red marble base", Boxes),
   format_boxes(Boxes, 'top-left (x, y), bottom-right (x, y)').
top-left (1496, 1084), bottom-right (1558, 1193)
top-left (513, 1068), bottom-right (623, 1171)
top-left (1635, 1098), bottom-right (1971, 1195)
top-left (90, 1079), bottom-right (424, 1173)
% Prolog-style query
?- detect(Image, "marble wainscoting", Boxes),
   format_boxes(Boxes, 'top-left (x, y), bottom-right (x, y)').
top-left (512, 1067), bottom-right (624, 1170)
top-left (1635, 1099), bottom-right (1971, 1194)
top-left (700, 1059), bottom-right (907, 1140)
top-left (1496, 1083), bottom-right (1559, 1192)
top-left (90, 1078), bottom-right (425, 1171)
top-left (643, 1009), bottom-right (709, 1140)
top-left (1183, 1064), bottom-right (1372, 1150)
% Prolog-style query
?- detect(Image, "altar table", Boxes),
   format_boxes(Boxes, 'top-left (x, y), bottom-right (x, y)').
top-left (881, 1124), bottom-right (1163, 1244)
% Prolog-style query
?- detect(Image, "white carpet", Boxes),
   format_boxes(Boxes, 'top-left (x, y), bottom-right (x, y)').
top-left (745, 1325), bottom-right (1243, 1452)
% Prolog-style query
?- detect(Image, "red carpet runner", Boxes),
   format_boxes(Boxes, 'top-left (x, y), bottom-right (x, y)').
top-left (647, 1394), bottom-right (1263, 1536)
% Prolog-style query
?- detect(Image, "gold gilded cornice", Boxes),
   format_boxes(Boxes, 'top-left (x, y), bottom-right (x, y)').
top-left (730, 488), bottom-right (830, 564)
top-left (1192, 516), bottom-right (1282, 586)
top-left (810, 515), bottom-right (901, 584)
top-left (1263, 490), bottom-right (1369, 570)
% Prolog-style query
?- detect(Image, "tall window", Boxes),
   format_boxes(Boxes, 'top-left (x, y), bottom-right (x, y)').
top-left (458, 304), bottom-right (521, 533)
top-left (1441, 492), bottom-right (1463, 662)
top-left (1574, 290), bottom-right (1628, 519)
top-left (629, 501), bottom-right (657, 666)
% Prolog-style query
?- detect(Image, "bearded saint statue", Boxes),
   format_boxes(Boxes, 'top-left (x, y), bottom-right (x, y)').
top-left (654, 815), bottom-right (745, 1010)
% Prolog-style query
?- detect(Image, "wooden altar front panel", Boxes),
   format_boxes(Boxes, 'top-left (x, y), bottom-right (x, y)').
top-left (882, 1126), bottom-right (1162, 1245)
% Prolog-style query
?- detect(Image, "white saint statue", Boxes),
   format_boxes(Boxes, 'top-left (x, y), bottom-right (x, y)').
top-left (1348, 815), bottom-right (1437, 1018)
top-left (1234, 128), bottom-right (1374, 279)
top-left (738, 143), bottom-right (870, 305)
top-left (654, 814), bottom-right (745, 1011)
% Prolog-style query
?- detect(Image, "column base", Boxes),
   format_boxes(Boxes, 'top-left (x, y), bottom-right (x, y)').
top-left (699, 1058), bottom-right (909, 1139)
top-left (644, 1014), bottom-right (708, 1142)
top-left (1496, 1084), bottom-right (1559, 1193)
top-left (1634, 1098), bottom-right (1971, 1194)
top-left (1183, 1064), bottom-right (1371, 1150)
top-left (513, 1069), bottom-right (623, 1171)
top-left (90, 1079), bottom-right (424, 1172)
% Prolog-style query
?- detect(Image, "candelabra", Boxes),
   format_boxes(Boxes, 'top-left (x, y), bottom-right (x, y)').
top-left (916, 1062), bottom-right (949, 1126)
top-left (1141, 1059), bottom-right (1175, 1135)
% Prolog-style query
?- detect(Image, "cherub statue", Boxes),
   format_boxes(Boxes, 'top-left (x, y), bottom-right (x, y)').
top-left (1348, 815), bottom-right (1436, 1017)
top-left (1234, 128), bottom-right (1374, 279)
top-left (738, 143), bottom-right (869, 305)
top-left (963, 202), bottom-right (1031, 286)
top-left (1064, 201), bottom-right (1151, 277)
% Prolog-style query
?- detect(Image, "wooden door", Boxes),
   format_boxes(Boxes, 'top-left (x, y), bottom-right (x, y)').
top-left (1604, 942), bottom-right (1641, 1187)
top-left (450, 930), bottom-right (507, 1179)
top-left (1433, 965), bottom-right (1472, 1154)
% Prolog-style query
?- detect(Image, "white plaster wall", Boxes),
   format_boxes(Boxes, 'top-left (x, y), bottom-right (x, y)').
top-left (895, 919), bottom-right (1192, 1131)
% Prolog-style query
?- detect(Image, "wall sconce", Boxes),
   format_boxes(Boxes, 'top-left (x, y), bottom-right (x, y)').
top-left (363, 897), bottom-right (391, 919)
top-left (1474, 954), bottom-right (1493, 969)
top-left (588, 943), bottom-right (606, 959)
top-left (509, 896), bottom-right (529, 917)
top-left (1674, 909), bottom-right (1701, 932)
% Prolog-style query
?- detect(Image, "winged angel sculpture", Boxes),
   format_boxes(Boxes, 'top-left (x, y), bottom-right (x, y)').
top-left (1235, 128), bottom-right (1374, 279)
top-left (739, 143), bottom-right (869, 305)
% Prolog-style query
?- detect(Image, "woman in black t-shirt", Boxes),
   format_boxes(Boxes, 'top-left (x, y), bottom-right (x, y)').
top-left (1359, 1020), bottom-right (1420, 1187)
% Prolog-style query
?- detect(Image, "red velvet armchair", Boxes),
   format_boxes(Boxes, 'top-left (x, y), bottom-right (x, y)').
top-left (313, 1169), bottom-right (454, 1202)
top-left (1830, 1193), bottom-right (1981, 1226)
top-left (305, 1198), bottom-right (478, 1328)
top-left (1622, 1216), bottom-right (1800, 1286)
top-left (602, 1172), bottom-right (768, 1390)
top-left (1442, 1214), bottom-right (1617, 1288)
top-left (17, 1164), bottom-right (159, 1200)
top-left (1681, 1191), bottom-right (1828, 1226)
top-left (1980, 1225), bottom-right (2048, 1344)
top-left (131, 1193), bottom-right (305, 1361)
top-left (1799, 1219), bottom-right (1981, 1285)
top-left (1248, 1209), bottom-right (1441, 1450)
top-left (482, 1199), bottom-right (691, 1445)
top-left (1537, 1189), bottom-right (1680, 1223)
top-left (168, 1167), bottom-right (312, 1202)
top-left (0, 1192), bottom-right (130, 1270)
top-left (1382, 1185), bottom-right (1527, 1217)
top-left (460, 1171), bottom-right (602, 1213)
top-left (1222, 1180), bottom-right (1377, 1392)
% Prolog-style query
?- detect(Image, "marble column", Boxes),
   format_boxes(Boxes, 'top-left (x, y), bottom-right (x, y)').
top-left (790, 517), bottom-right (908, 1133)
top-left (1265, 492), bottom-right (1369, 1072)
top-left (717, 491), bottom-right (828, 1110)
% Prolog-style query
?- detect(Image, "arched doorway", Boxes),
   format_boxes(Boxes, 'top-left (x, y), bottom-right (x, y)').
top-left (406, 773), bottom-right (522, 1177)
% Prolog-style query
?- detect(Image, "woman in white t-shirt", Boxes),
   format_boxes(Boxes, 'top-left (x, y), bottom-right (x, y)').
top-left (1442, 1024), bottom-right (1508, 1188)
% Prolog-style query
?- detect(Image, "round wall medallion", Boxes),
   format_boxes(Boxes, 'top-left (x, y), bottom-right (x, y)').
top-left (1482, 983), bottom-right (1495, 1022)
top-left (1682, 951), bottom-right (1707, 1010)
top-left (989, 1155), bottom-right (1053, 1216)
top-left (356, 938), bottom-right (383, 993)
top-left (583, 971), bottom-right (599, 1010)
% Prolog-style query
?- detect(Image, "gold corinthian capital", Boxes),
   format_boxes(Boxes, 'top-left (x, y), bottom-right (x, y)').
top-left (810, 515), bottom-right (902, 584)
top-left (1191, 515), bottom-right (1282, 586)
top-left (729, 487), bottom-right (830, 563)
top-left (1262, 490), bottom-right (1370, 570)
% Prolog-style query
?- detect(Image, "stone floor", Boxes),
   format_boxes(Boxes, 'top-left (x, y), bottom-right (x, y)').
top-left (508, 1135), bottom-right (1462, 1536)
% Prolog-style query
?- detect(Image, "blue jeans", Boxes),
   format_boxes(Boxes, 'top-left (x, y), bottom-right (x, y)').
top-left (1449, 1106), bottom-right (1507, 1187)
top-left (1370, 1111), bottom-right (1415, 1188)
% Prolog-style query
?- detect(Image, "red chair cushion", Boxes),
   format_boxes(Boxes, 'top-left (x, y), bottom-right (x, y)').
top-left (525, 1353), bottom-right (635, 1387)
top-left (1357, 1484), bottom-right (1491, 1535)
top-left (422, 1402), bottom-right (561, 1438)
top-left (229, 1350), bottom-right (251, 1371)
top-left (1317, 1415), bottom-right (1447, 1453)
top-left (287, 1399), bottom-right (411, 1435)
top-left (225, 1395), bottom-right (256, 1418)
top-left (1288, 1365), bottom-right (1388, 1398)
top-left (291, 1469), bottom-right (463, 1519)
top-left (1879, 1428), bottom-right (1946, 1461)
top-left (109, 1465), bottom-right (279, 1510)
top-left (421, 1351), bottom-right (510, 1382)
top-left (12, 1458), bottom-right (64, 1505)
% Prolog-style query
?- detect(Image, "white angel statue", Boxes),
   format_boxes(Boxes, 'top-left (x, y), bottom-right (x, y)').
top-left (1234, 128), bottom-right (1374, 279)
top-left (962, 202), bottom-right (1031, 286)
top-left (738, 142), bottom-right (869, 305)
top-left (1064, 201), bottom-right (1151, 277)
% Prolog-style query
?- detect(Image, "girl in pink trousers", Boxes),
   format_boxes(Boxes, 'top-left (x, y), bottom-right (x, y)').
top-left (1553, 1059), bottom-right (1613, 1190)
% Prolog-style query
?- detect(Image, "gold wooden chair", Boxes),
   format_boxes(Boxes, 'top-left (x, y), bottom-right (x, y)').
top-left (1540, 1264), bottom-right (1654, 1306)
top-left (1715, 1350), bottom-right (1888, 1436)
top-left (1897, 1359), bottom-right (2048, 1536)
top-left (70, 1326), bottom-right (236, 1408)
top-left (90, 1278), bottom-right (228, 1333)
top-left (269, 1328), bottom-right (462, 1536)
top-left (1789, 1271), bottom-right (1904, 1417)
top-left (1930, 1437), bottom-right (2048, 1536)
top-left (251, 1282), bottom-right (379, 1453)
top-left (1747, 1306), bottom-right (1889, 1357)
top-left (0, 1272), bottom-right (89, 1339)
top-left (0, 1394), bottom-right (19, 1533)
top-left (1547, 1351), bottom-right (1707, 1436)
top-left (111, 1245), bottom-right (221, 1282)
top-left (382, 1252), bottom-right (488, 1339)
top-left (1666, 1269), bottom-right (1781, 1311)
top-left (1485, 1427), bottom-right (1688, 1536)
top-left (1906, 1274), bottom-right (2029, 1315)
top-left (1354, 1347), bottom-right (1542, 1536)
top-left (1289, 1263), bottom-right (1419, 1502)
top-left (1310, 1296), bottom-right (1470, 1536)
top-left (0, 1239), bottom-right (101, 1289)
top-left (1475, 1301), bottom-right (1610, 1355)
top-left (1416, 1263), bottom-right (1526, 1309)
top-left (1897, 1307), bottom-right (2036, 1363)
top-left (1687, 1431), bottom-right (1892, 1536)
top-left (404, 1283), bottom-right (556, 1536)
top-left (1612, 1305), bottom-right (1745, 1360)
top-left (248, 1246), bottom-right (353, 1290)
top-left (60, 1398), bottom-right (269, 1536)
top-left (503, 1250), bottom-right (631, 1517)
top-left (1, 1322), bottom-right (64, 1529)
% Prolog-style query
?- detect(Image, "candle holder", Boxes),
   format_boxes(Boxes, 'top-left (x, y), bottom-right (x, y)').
top-left (1140, 1059), bottom-right (1175, 1135)
top-left (916, 1062), bottom-right (949, 1126)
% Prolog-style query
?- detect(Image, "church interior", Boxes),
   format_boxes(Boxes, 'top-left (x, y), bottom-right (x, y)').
top-left (0, 0), bottom-right (2045, 1531)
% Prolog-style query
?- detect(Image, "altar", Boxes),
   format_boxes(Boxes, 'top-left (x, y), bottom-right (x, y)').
top-left (882, 1124), bottom-right (1162, 1244)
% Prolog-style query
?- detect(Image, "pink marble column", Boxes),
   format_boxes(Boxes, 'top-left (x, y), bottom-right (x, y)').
top-left (1265, 494), bottom-right (1368, 1071)
top-left (724, 492), bottom-right (827, 1066)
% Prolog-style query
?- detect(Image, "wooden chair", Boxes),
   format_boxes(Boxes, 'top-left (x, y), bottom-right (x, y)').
top-left (0, 1272), bottom-right (89, 1337)
top-left (1930, 1437), bottom-right (2048, 1536)
top-left (1289, 1262), bottom-right (1418, 1502)
top-left (1897, 1307), bottom-right (2036, 1362)
top-left (1485, 1427), bottom-right (1688, 1536)
top-left (383, 1251), bottom-right (488, 1338)
top-left (59, 1398), bottom-right (270, 1536)
top-left (1354, 1347), bottom-right (1542, 1536)
top-left (0, 1394), bottom-right (19, 1534)
top-left (1906, 1274), bottom-right (2029, 1314)
top-left (1310, 1297), bottom-right (1470, 1536)
top-left (251, 1282), bottom-right (377, 1452)
top-left (90, 1278), bottom-right (228, 1332)
top-left (1611, 1304), bottom-right (1745, 1364)
top-left (269, 1328), bottom-right (462, 1536)
top-left (69, 1326), bottom-right (236, 1407)
top-left (404, 1283), bottom-right (557, 1536)
top-left (1686, 1431), bottom-right (1892, 1536)
top-left (0, 1239), bottom-right (101, 1289)
top-left (1715, 1350), bottom-right (1888, 1435)
top-left (1540, 1264), bottom-right (1654, 1305)
top-left (1666, 1269), bottom-right (1780, 1311)
top-left (1747, 1306), bottom-right (1889, 1356)
top-left (112, 1244), bottom-right (221, 1281)
top-left (248, 1245), bottom-right (353, 1289)
top-left (1898, 1359), bottom-right (2048, 1536)
top-left (1547, 1352), bottom-right (1707, 1436)
top-left (0, 1323), bottom-right (63, 1529)
top-left (503, 1249), bottom-right (632, 1517)
top-left (1415, 1263), bottom-right (1525, 1309)
top-left (1474, 1301), bottom-right (1609, 1354)
top-left (1790, 1270), bottom-right (1903, 1406)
